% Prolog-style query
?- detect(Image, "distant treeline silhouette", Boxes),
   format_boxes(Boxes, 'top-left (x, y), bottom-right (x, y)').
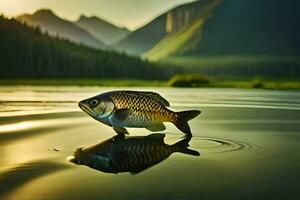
top-left (0, 16), bottom-right (299, 80)
top-left (0, 16), bottom-right (175, 79)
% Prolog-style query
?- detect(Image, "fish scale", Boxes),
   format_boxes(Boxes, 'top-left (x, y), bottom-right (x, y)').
top-left (114, 148), bottom-right (171, 171)
top-left (111, 92), bottom-right (177, 123)
top-left (120, 140), bottom-right (171, 168)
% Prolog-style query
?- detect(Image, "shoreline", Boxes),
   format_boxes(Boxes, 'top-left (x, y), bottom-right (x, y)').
top-left (0, 79), bottom-right (299, 90)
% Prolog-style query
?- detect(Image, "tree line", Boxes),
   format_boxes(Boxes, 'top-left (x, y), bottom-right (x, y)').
top-left (0, 16), bottom-right (176, 79)
top-left (1, 16), bottom-right (298, 80)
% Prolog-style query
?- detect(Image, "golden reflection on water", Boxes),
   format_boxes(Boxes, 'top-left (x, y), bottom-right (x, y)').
top-left (0, 122), bottom-right (34, 133)
top-left (0, 118), bottom-right (91, 134)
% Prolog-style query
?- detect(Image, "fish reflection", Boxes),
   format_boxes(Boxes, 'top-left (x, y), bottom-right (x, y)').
top-left (69, 134), bottom-right (200, 174)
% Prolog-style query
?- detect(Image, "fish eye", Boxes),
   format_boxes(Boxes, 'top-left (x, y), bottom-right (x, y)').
top-left (89, 99), bottom-right (99, 107)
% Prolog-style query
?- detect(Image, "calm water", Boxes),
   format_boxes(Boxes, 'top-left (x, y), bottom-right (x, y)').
top-left (0, 86), bottom-right (299, 200)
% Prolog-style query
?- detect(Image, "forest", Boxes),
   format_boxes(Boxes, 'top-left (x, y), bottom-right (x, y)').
top-left (0, 15), bottom-right (299, 81)
top-left (0, 16), bottom-right (175, 79)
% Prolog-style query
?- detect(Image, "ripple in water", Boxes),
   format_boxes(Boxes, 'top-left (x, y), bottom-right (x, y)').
top-left (191, 136), bottom-right (261, 154)
top-left (165, 133), bottom-right (261, 154)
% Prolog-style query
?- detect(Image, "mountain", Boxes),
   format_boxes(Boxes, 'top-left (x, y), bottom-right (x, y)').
top-left (116, 0), bottom-right (300, 61)
top-left (0, 16), bottom-right (163, 79)
top-left (114, 0), bottom-right (217, 56)
top-left (17, 9), bottom-right (105, 49)
top-left (183, 0), bottom-right (300, 56)
top-left (114, 12), bottom-right (167, 55)
top-left (75, 15), bottom-right (130, 45)
top-left (143, 0), bottom-right (221, 60)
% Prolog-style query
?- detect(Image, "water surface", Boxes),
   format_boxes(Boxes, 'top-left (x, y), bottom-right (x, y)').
top-left (0, 86), bottom-right (299, 200)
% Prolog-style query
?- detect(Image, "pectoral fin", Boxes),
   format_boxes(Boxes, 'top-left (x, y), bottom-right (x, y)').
top-left (145, 123), bottom-right (166, 132)
top-left (113, 108), bottom-right (133, 122)
top-left (113, 127), bottom-right (129, 135)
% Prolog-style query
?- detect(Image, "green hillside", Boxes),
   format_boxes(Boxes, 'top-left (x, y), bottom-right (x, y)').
top-left (143, 0), bottom-right (221, 61)
top-left (144, 0), bottom-right (300, 60)
top-left (114, 14), bottom-right (167, 55)
top-left (114, 0), bottom-right (214, 55)
top-left (17, 9), bottom-right (105, 49)
top-left (187, 0), bottom-right (300, 56)
top-left (142, 17), bottom-right (205, 61)
top-left (0, 16), bottom-right (164, 79)
top-left (75, 15), bottom-right (130, 45)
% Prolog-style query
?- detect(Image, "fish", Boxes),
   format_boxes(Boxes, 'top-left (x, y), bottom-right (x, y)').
top-left (78, 90), bottom-right (201, 135)
top-left (68, 134), bottom-right (200, 174)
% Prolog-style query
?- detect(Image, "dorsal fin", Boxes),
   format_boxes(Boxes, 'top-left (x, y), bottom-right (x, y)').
top-left (125, 91), bottom-right (170, 107)
top-left (141, 92), bottom-right (170, 107)
top-left (109, 90), bottom-right (170, 107)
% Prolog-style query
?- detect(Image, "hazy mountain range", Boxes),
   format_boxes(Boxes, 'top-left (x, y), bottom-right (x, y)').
top-left (17, 9), bottom-right (105, 49)
top-left (117, 0), bottom-right (300, 60)
top-left (75, 15), bottom-right (130, 45)
top-left (16, 0), bottom-right (300, 61)
top-left (115, 0), bottom-right (217, 56)
top-left (17, 9), bottom-right (131, 49)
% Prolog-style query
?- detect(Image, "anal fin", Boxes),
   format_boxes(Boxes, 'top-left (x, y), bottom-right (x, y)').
top-left (145, 123), bottom-right (166, 132)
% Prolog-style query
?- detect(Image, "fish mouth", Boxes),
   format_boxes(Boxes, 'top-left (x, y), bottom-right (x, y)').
top-left (78, 101), bottom-right (97, 118)
top-left (68, 156), bottom-right (82, 165)
top-left (67, 156), bottom-right (77, 163)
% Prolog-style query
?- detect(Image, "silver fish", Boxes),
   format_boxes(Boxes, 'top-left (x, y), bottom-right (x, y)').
top-left (78, 90), bottom-right (201, 135)
top-left (68, 134), bottom-right (200, 174)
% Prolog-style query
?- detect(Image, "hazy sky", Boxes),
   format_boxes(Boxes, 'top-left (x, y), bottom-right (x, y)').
top-left (0, 0), bottom-right (196, 30)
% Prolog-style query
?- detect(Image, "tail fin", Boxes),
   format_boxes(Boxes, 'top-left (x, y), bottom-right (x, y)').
top-left (174, 110), bottom-right (201, 135)
top-left (173, 137), bottom-right (200, 156)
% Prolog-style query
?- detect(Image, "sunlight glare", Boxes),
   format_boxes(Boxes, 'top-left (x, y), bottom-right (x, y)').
top-left (0, 121), bottom-right (34, 133)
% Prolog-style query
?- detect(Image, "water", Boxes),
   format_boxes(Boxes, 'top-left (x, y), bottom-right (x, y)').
top-left (0, 86), bottom-right (299, 200)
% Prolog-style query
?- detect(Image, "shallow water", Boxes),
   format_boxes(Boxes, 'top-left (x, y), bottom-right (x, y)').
top-left (0, 86), bottom-right (299, 200)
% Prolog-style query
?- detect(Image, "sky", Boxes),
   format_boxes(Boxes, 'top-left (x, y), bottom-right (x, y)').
top-left (0, 0), bottom-right (196, 30)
